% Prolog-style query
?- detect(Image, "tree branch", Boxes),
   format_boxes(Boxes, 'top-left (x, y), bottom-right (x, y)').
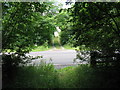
top-left (93, 3), bottom-right (120, 38)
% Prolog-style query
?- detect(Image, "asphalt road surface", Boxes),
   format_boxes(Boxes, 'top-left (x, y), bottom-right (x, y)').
top-left (26, 49), bottom-right (88, 69)
top-left (28, 49), bottom-right (76, 64)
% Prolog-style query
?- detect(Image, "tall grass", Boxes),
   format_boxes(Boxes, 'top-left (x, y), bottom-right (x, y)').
top-left (3, 63), bottom-right (120, 88)
top-left (58, 65), bottom-right (120, 88)
top-left (58, 66), bottom-right (77, 88)
top-left (3, 63), bottom-right (59, 88)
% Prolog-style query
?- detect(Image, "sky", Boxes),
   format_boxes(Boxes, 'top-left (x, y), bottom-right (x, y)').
top-left (53, 0), bottom-right (75, 9)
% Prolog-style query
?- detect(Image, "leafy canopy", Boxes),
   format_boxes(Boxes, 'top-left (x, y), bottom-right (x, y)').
top-left (70, 2), bottom-right (120, 53)
top-left (2, 2), bottom-right (59, 54)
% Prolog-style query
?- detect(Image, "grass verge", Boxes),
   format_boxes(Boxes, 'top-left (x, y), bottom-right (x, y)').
top-left (63, 44), bottom-right (78, 50)
top-left (31, 46), bottom-right (52, 52)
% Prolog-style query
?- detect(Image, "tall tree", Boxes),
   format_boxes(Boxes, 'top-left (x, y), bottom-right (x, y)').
top-left (71, 2), bottom-right (120, 54)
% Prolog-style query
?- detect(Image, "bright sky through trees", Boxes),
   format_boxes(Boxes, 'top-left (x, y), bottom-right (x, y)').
top-left (53, 0), bottom-right (75, 9)
top-left (54, 32), bottom-right (59, 37)
top-left (56, 27), bottom-right (61, 32)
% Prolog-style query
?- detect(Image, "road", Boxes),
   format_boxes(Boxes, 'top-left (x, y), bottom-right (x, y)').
top-left (26, 49), bottom-right (88, 69)
top-left (28, 49), bottom-right (76, 64)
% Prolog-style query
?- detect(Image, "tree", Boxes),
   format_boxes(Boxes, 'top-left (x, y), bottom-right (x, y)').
top-left (71, 2), bottom-right (120, 53)
top-left (2, 2), bottom-right (60, 71)
top-left (68, 2), bottom-right (120, 66)
top-left (2, 2), bottom-right (58, 54)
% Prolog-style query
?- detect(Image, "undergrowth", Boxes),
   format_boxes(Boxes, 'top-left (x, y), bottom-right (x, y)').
top-left (3, 63), bottom-right (120, 88)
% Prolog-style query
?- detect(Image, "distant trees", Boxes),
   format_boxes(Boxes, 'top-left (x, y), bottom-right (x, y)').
top-left (53, 9), bottom-right (73, 45)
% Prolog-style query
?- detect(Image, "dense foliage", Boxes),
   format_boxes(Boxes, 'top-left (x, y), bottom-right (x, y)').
top-left (2, 2), bottom-right (120, 65)
top-left (2, 2), bottom-right (57, 54)
top-left (2, 2), bottom-right (60, 76)
top-left (71, 2), bottom-right (120, 54)
top-left (2, 2), bottom-right (120, 88)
